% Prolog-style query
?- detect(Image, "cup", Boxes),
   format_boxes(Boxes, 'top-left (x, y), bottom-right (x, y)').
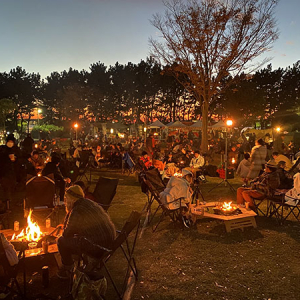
top-left (42, 241), bottom-right (49, 254)
top-left (196, 200), bottom-right (200, 207)
top-left (28, 242), bottom-right (37, 250)
top-left (245, 202), bottom-right (250, 210)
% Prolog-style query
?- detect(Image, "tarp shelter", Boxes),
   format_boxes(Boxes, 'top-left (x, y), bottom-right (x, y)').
top-left (190, 120), bottom-right (202, 129)
top-left (148, 120), bottom-right (165, 128)
top-left (167, 121), bottom-right (187, 128)
top-left (211, 120), bottom-right (227, 130)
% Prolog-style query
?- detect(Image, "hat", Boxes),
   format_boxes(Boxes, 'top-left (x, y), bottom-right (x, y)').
top-left (182, 169), bottom-right (193, 177)
top-left (66, 185), bottom-right (85, 199)
top-left (266, 161), bottom-right (277, 169)
top-left (6, 134), bottom-right (15, 143)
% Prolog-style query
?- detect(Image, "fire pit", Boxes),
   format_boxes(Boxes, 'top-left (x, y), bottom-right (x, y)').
top-left (213, 201), bottom-right (242, 216)
top-left (173, 172), bottom-right (183, 177)
top-left (10, 210), bottom-right (57, 251)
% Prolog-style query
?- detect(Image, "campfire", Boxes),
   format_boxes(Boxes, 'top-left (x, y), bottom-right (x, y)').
top-left (214, 201), bottom-right (241, 216)
top-left (173, 172), bottom-right (183, 177)
top-left (11, 210), bottom-right (42, 242)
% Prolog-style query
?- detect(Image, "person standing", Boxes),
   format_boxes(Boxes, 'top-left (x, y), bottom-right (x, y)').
top-left (246, 139), bottom-right (267, 180)
top-left (146, 133), bottom-right (155, 158)
top-left (0, 137), bottom-right (19, 212)
top-left (22, 133), bottom-right (34, 155)
top-left (271, 152), bottom-right (293, 171)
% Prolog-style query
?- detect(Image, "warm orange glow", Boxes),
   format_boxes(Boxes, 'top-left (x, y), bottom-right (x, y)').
top-left (154, 132), bottom-right (158, 136)
top-left (220, 202), bottom-right (237, 212)
top-left (34, 144), bottom-right (38, 148)
top-left (226, 120), bottom-right (233, 126)
top-left (74, 123), bottom-right (79, 129)
top-left (173, 172), bottom-right (183, 177)
top-left (276, 127), bottom-right (281, 133)
top-left (11, 210), bottom-right (42, 242)
top-left (232, 158), bottom-right (236, 164)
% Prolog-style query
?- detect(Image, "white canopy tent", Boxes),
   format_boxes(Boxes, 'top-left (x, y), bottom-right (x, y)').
top-left (167, 121), bottom-right (187, 128)
top-left (190, 120), bottom-right (202, 129)
top-left (148, 120), bottom-right (165, 128)
top-left (211, 120), bottom-right (227, 130)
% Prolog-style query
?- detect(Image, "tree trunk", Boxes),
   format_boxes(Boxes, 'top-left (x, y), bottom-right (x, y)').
top-left (201, 101), bottom-right (209, 153)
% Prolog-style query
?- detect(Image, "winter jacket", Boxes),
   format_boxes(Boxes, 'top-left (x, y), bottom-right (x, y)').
top-left (63, 198), bottom-right (116, 249)
top-left (247, 145), bottom-right (267, 179)
top-left (236, 159), bottom-right (251, 178)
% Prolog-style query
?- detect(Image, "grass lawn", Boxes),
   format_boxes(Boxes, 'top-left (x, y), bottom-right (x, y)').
top-left (4, 168), bottom-right (300, 300)
top-left (106, 170), bottom-right (300, 300)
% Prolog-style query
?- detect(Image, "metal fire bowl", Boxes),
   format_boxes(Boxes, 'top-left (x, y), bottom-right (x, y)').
top-left (10, 235), bottom-right (57, 251)
top-left (213, 208), bottom-right (242, 216)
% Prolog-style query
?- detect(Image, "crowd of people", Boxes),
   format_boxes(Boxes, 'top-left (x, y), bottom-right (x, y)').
top-left (1, 127), bottom-right (300, 295)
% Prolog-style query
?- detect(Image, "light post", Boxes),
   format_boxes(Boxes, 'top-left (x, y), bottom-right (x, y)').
top-left (276, 127), bottom-right (281, 133)
top-left (74, 123), bottom-right (79, 141)
top-left (37, 108), bottom-right (42, 125)
top-left (209, 119), bottom-right (235, 193)
top-left (224, 119), bottom-right (233, 186)
top-left (144, 126), bottom-right (147, 144)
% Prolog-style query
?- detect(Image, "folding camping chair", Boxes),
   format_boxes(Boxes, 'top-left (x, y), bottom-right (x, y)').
top-left (142, 177), bottom-right (187, 232)
top-left (252, 195), bottom-right (269, 216)
top-left (268, 190), bottom-right (300, 225)
top-left (24, 174), bottom-right (59, 225)
top-left (77, 150), bottom-right (93, 182)
top-left (139, 168), bottom-right (166, 214)
top-left (0, 233), bottom-right (24, 299)
top-left (74, 211), bottom-right (142, 299)
top-left (121, 152), bottom-right (135, 175)
top-left (92, 176), bottom-right (119, 211)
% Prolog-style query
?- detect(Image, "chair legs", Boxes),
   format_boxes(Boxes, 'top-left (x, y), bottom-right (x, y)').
top-left (268, 201), bottom-right (300, 225)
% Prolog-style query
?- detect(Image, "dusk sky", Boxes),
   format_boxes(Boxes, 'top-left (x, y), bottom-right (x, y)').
top-left (0, 0), bottom-right (299, 79)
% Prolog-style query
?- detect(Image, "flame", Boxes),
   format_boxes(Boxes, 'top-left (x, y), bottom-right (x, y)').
top-left (26, 210), bottom-right (41, 241)
top-left (11, 210), bottom-right (41, 242)
top-left (220, 202), bottom-right (237, 211)
top-left (174, 172), bottom-right (183, 177)
top-left (232, 158), bottom-right (236, 164)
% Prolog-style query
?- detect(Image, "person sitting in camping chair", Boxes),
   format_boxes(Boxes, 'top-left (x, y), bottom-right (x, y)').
top-left (160, 169), bottom-right (193, 210)
top-left (160, 169), bottom-right (194, 226)
top-left (28, 150), bottom-right (45, 174)
top-left (57, 185), bottom-right (116, 279)
top-left (188, 151), bottom-right (205, 176)
top-left (138, 151), bottom-right (152, 171)
top-left (236, 161), bottom-right (280, 211)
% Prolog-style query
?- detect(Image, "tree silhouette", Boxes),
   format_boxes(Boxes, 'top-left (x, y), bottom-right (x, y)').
top-left (150, 0), bottom-right (279, 151)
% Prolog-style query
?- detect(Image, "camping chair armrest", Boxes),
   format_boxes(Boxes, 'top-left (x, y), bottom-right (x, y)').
top-left (167, 197), bottom-right (185, 205)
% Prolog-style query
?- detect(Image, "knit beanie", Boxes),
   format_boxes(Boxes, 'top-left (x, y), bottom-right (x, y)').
top-left (65, 185), bottom-right (85, 212)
